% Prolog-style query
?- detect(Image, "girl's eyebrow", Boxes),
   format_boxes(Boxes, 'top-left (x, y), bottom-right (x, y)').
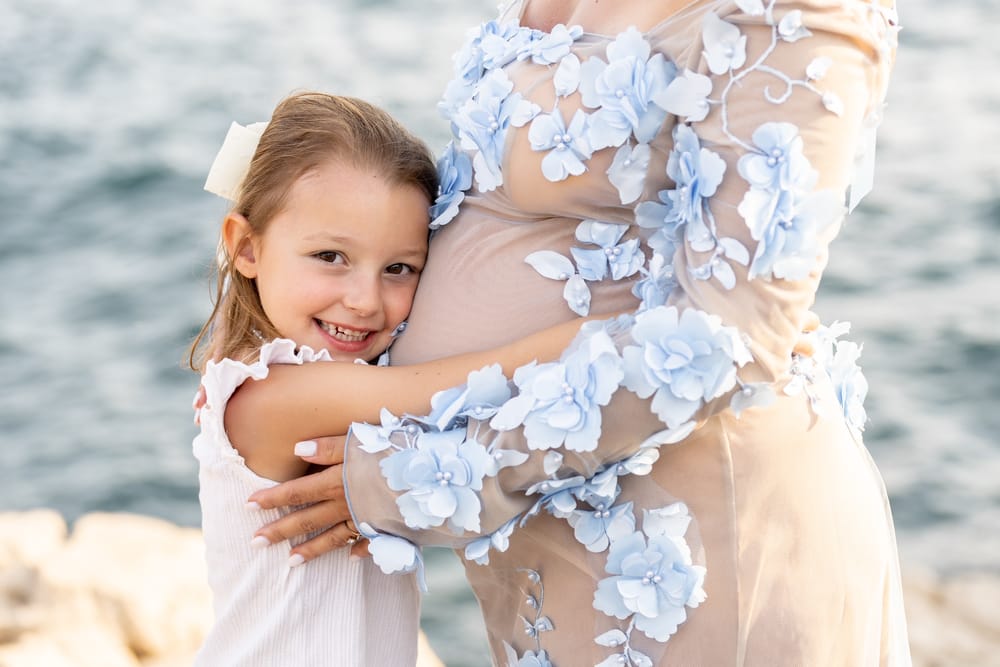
top-left (303, 231), bottom-right (353, 243)
top-left (303, 231), bottom-right (426, 257)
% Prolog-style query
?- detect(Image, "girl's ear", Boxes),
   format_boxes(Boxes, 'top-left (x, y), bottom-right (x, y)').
top-left (222, 213), bottom-right (259, 279)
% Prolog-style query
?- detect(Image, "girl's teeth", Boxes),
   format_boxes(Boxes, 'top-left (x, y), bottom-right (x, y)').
top-left (320, 321), bottom-right (368, 341)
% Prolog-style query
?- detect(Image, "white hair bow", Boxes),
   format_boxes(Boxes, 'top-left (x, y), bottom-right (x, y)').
top-left (204, 121), bottom-right (268, 201)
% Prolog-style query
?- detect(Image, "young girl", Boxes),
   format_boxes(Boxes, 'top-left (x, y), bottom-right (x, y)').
top-left (189, 91), bottom-right (438, 666)
top-left (189, 91), bottom-right (594, 665)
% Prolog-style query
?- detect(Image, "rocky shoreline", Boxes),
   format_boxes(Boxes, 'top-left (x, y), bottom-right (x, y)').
top-left (2, 510), bottom-right (997, 666)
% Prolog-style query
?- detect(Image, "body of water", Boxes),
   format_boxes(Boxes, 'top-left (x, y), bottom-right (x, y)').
top-left (1, 1), bottom-right (997, 664)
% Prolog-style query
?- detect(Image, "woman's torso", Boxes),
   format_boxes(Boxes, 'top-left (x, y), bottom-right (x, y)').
top-left (388, 1), bottom-right (906, 664)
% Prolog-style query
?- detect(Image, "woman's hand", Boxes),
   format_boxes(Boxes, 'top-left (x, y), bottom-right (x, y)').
top-left (792, 310), bottom-right (822, 357)
top-left (247, 436), bottom-right (369, 563)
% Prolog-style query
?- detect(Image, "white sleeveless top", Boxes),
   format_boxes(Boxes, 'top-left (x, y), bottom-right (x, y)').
top-left (192, 339), bottom-right (420, 666)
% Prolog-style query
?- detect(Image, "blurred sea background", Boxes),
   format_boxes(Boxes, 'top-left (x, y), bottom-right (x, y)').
top-left (0, 0), bottom-right (997, 664)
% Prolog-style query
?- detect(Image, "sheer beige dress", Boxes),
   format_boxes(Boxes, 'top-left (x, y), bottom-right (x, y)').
top-left (345, 1), bottom-right (909, 664)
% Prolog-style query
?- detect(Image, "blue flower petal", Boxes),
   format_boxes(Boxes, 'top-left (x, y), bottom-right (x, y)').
top-left (702, 12), bottom-right (747, 75)
top-left (525, 250), bottom-right (576, 281)
top-left (607, 143), bottom-right (651, 204)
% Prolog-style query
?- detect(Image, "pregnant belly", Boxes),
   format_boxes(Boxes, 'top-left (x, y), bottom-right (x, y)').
top-left (389, 211), bottom-right (639, 365)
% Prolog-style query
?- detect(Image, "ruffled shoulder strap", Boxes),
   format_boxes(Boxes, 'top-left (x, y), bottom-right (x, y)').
top-left (194, 339), bottom-right (332, 464)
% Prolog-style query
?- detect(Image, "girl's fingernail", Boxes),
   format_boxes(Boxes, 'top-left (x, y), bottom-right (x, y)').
top-left (245, 501), bottom-right (262, 511)
top-left (294, 440), bottom-right (318, 457)
top-left (251, 536), bottom-right (270, 549)
top-left (288, 553), bottom-right (306, 567)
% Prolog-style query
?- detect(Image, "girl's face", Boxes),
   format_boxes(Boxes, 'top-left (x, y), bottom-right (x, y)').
top-left (231, 160), bottom-right (429, 362)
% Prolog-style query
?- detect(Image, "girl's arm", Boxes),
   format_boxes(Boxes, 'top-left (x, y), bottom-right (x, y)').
top-left (225, 314), bottom-right (602, 481)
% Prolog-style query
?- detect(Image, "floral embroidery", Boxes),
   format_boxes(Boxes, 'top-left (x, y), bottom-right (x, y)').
top-left (622, 306), bottom-right (752, 429)
top-left (520, 23), bottom-right (584, 65)
top-left (826, 339), bottom-right (869, 437)
top-left (593, 503), bottom-right (706, 646)
top-left (631, 252), bottom-right (677, 312)
top-left (357, 521), bottom-right (427, 591)
top-left (578, 27), bottom-right (677, 150)
top-left (429, 141), bottom-right (473, 230)
top-left (656, 69), bottom-right (713, 123)
top-left (784, 322), bottom-right (868, 437)
top-left (464, 516), bottom-right (518, 565)
top-left (380, 429), bottom-right (491, 533)
top-left (701, 12), bottom-right (748, 75)
top-left (503, 569), bottom-right (555, 666)
top-left (528, 107), bottom-right (593, 182)
top-left (607, 142), bottom-right (651, 204)
top-left (524, 220), bottom-right (643, 315)
top-left (419, 362), bottom-right (513, 431)
top-left (569, 500), bottom-right (636, 553)
top-left (572, 221), bottom-right (644, 282)
top-left (737, 122), bottom-right (841, 280)
top-left (452, 68), bottom-right (539, 192)
top-left (491, 329), bottom-right (624, 452)
top-left (637, 124), bottom-right (751, 289)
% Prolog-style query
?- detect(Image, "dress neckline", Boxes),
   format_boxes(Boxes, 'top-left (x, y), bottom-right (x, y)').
top-left (508, 0), bottom-right (709, 39)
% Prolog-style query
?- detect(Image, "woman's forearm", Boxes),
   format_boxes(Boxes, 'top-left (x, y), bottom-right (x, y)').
top-left (224, 315), bottom-right (598, 449)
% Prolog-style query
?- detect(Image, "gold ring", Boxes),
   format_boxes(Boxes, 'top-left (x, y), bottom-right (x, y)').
top-left (345, 530), bottom-right (363, 546)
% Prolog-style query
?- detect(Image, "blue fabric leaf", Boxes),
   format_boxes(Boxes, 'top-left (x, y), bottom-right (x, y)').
top-left (543, 451), bottom-right (564, 476)
top-left (571, 246), bottom-right (609, 281)
top-left (351, 422), bottom-right (393, 454)
top-left (553, 53), bottom-right (582, 97)
top-left (702, 13), bottom-right (747, 75)
top-left (563, 274), bottom-right (592, 316)
top-left (594, 629), bottom-right (628, 648)
top-left (525, 250), bottom-right (575, 280)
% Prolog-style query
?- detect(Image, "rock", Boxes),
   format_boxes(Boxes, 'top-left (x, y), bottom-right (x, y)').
top-left (943, 571), bottom-right (1000, 638)
top-left (903, 568), bottom-right (1000, 667)
top-left (0, 628), bottom-right (140, 667)
top-left (39, 512), bottom-right (212, 658)
top-left (0, 510), bottom-right (446, 666)
top-left (5, 509), bottom-right (994, 666)
top-left (0, 510), bottom-right (66, 568)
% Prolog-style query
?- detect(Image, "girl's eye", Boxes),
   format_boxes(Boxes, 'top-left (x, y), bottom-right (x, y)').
top-left (385, 263), bottom-right (417, 276)
top-left (315, 251), bottom-right (345, 264)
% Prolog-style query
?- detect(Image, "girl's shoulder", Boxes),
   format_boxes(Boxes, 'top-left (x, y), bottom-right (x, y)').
top-left (198, 339), bottom-right (334, 423)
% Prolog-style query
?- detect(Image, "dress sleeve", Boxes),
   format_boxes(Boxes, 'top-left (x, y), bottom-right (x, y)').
top-left (342, 0), bottom-right (898, 568)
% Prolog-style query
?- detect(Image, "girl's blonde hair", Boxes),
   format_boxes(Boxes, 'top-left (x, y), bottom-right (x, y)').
top-left (188, 92), bottom-right (438, 372)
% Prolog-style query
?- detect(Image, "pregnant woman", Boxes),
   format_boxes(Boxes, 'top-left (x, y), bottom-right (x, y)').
top-left (235, 0), bottom-right (909, 664)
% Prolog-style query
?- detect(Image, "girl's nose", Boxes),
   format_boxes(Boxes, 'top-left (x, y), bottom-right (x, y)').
top-left (342, 275), bottom-right (381, 317)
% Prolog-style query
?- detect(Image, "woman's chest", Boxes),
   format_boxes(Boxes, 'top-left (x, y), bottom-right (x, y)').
top-left (438, 15), bottom-right (698, 221)
top-left (520, 0), bottom-right (698, 36)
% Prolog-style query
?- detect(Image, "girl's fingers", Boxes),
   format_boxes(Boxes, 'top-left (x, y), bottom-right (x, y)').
top-left (294, 435), bottom-right (346, 465)
top-left (802, 310), bottom-right (821, 332)
top-left (249, 464), bottom-right (345, 509)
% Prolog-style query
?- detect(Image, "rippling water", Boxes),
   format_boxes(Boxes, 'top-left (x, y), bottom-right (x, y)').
top-left (1, 1), bottom-right (997, 664)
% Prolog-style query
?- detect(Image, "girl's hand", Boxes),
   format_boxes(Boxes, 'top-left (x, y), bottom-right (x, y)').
top-left (247, 435), bottom-right (369, 562)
